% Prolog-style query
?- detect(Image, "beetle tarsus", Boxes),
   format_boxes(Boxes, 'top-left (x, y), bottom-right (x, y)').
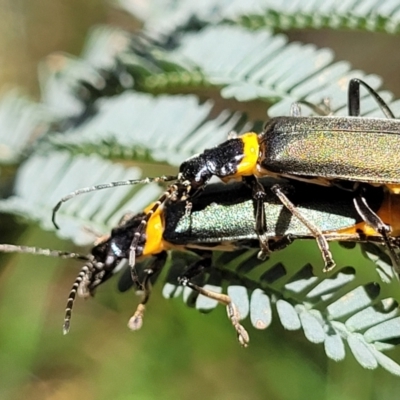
top-left (180, 277), bottom-right (249, 347)
top-left (226, 302), bottom-right (250, 347)
top-left (128, 304), bottom-right (145, 331)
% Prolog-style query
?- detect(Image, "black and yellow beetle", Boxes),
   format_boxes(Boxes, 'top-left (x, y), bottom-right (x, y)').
top-left (91, 179), bottom-right (397, 345)
top-left (6, 178), bottom-right (400, 344)
top-left (51, 79), bottom-right (400, 273)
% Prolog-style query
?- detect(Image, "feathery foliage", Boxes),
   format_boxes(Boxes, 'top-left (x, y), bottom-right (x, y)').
top-left (2, 0), bottom-right (400, 378)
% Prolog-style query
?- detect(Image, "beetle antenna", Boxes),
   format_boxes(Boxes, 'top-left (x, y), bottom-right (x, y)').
top-left (63, 262), bottom-right (95, 335)
top-left (52, 175), bottom-right (178, 229)
top-left (0, 244), bottom-right (89, 261)
top-left (0, 244), bottom-right (108, 334)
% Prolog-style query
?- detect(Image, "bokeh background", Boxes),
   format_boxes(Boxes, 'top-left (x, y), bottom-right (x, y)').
top-left (1, 1), bottom-right (400, 399)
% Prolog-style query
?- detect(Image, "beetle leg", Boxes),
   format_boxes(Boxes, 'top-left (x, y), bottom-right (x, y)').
top-left (178, 252), bottom-right (249, 347)
top-left (295, 99), bottom-right (332, 116)
top-left (320, 97), bottom-right (332, 115)
top-left (127, 270), bottom-right (152, 331)
top-left (271, 184), bottom-right (336, 272)
top-left (290, 102), bottom-right (302, 116)
top-left (127, 251), bottom-right (168, 331)
top-left (268, 234), bottom-right (295, 252)
top-left (348, 78), bottom-right (395, 119)
top-left (353, 191), bottom-right (400, 273)
top-left (243, 175), bottom-right (270, 260)
top-left (122, 252), bottom-right (168, 293)
top-left (178, 251), bottom-right (213, 280)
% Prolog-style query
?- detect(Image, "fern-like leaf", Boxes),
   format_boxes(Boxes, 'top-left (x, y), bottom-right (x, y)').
top-left (0, 91), bottom-right (52, 164)
top-left (1, 2), bottom-right (400, 379)
top-left (163, 243), bottom-right (400, 376)
top-left (121, 25), bottom-right (400, 117)
top-left (46, 91), bottom-right (252, 164)
top-left (0, 153), bottom-right (162, 244)
top-left (117, 0), bottom-right (400, 35)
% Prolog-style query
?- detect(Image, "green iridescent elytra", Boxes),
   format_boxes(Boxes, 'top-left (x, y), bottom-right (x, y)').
top-left (163, 179), bottom-right (383, 246)
top-left (261, 116), bottom-right (400, 184)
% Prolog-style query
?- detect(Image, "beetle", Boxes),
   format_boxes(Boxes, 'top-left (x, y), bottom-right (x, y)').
top-left (101, 179), bottom-right (396, 346)
top-left (166, 78), bottom-right (400, 269)
top-left (5, 178), bottom-right (399, 345)
top-left (51, 79), bottom-right (400, 273)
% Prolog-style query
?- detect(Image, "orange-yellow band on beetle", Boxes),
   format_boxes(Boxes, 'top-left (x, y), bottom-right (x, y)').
top-left (336, 220), bottom-right (378, 237)
top-left (386, 184), bottom-right (400, 195)
top-left (379, 192), bottom-right (400, 237)
top-left (142, 203), bottom-right (167, 256)
top-left (231, 132), bottom-right (260, 178)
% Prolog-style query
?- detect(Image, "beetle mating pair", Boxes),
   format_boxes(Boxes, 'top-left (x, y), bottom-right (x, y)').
top-left (52, 78), bottom-right (400, 277)
top-left (3, 177), bottom-right (396, 345)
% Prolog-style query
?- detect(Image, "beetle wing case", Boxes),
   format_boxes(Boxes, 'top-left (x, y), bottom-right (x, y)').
top-left (261, 116), bottom-right (400, 184)
top-left (163, 179), bottom-right (384, 246)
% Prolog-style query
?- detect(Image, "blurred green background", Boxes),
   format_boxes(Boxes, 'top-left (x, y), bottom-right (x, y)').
top-left (1, 1), bottom-right (400, 399)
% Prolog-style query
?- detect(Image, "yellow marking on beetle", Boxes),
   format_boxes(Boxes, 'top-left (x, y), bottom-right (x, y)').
top-left (336, 220), bottom-right (380, 237)
top-left (142, 202), bottom-right (167, 256)
top-left (386, 184), bottom-right (400, 195)
top-left (380, 192), bottom-right (400, 236)
top-left (231, 132), bottom-right (260, 178)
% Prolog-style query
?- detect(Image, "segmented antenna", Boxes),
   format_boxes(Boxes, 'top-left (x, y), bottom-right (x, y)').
top-left (52, 175), bottom-right (178, 229)
top-left (0, 244), bottom-right (89, 261)
top-left (0, 243), bottom-right (100, 334)
top-left (63, 263), bottom-right (94, 335)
